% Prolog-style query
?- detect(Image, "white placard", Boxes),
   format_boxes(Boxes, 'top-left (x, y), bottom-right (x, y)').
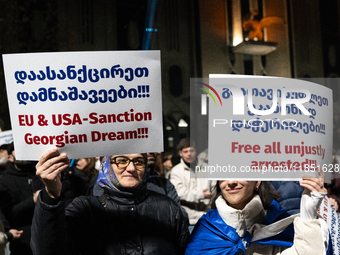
top-left (3, 51), bottom-right (163, 160)
top-left (206, 75), bottom-right (332, 180)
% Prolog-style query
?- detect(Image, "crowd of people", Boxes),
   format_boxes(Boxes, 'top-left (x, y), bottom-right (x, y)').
top-left (0, 118), bottom-right (339, 254)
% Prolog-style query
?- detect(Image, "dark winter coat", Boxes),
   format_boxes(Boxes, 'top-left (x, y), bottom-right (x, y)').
top-left (60, 166), bottom-right (89, 206)
top-left (0, 162), bottom-right (44, 255)
top-left (271, 181), bottom-right (304, 215)
top-left (31, 184), bottom-right (189, 255)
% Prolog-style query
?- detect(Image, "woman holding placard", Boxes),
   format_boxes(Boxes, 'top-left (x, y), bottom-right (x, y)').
top-left (185, 179), bottom-right (330, 254)
top-left (31, 148), bottom-right (189, 255)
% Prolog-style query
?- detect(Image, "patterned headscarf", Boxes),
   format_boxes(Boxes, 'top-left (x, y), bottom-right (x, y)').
top-left (97, 155), bottom-right (149, 192)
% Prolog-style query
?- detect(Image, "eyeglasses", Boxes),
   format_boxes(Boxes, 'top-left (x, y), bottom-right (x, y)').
top-left (111, 156), bottom-right (146, 170)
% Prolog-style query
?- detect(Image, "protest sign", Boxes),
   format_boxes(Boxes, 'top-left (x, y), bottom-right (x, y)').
top-left (318, 196), bottom-right (340, 255)
top-left (192, 75), bottom-right (333, 180)
top-left (3, 51), bottom-right (163, 160)
top-left (0, 130), bottom-right (13, 146)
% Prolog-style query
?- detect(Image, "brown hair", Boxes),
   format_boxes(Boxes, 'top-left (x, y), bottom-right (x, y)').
top-left (154, 153), bottom-right (164, 175)
top-left (162, 152), bottom-right (173, 163)
top-left (210, 181), bottom-right (280, 210)
top-left (81, 158), bottom-right (97, 181)
top-left (178, 138), bottom-right (196, 151)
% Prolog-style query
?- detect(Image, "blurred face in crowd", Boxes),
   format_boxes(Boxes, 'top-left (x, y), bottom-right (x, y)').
top-left (147, 152), bottom-right (156, 167)
top-left (0, 148), bottom-right (8, 166)
top-left (219, 180), bottom-right (261, 210)
top-left (76, 158), bottom-right (90, 170)
top-left (163, 154), bottom-right (173, 169)
top-left (110, 154), bottom-right (146, 188)
top-left (179, 147), bottom-right (196, 164)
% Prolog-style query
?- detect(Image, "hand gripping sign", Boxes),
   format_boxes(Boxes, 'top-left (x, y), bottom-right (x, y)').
top-left (193, 75), bottom-right (333, 180)
top-left (3, 51), bottom-right (163, 160)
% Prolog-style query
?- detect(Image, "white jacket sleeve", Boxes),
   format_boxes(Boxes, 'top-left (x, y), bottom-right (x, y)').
top-left (280, 191), bottom-right (329, 255)
top-left (171, 163), bottom-right (212, 203)
top-left (280, 217), bottom-right (328, 255)
top-left (170, 165), bottom-right (200, 202)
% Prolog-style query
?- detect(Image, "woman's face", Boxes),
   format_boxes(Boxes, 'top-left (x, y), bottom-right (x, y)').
top-left (76, 158), bottom-right (89, 170)
top-left (219, 180), bottom-right (261, 210)
top-left (163, 155), bottom-right (173, 168)
top-left (110, 154), bottom-right (146, 188)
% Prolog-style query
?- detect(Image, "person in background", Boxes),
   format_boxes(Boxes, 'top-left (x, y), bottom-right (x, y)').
top-left (147, 152), bottom-right (164, 176)
top-left (0, 143), bottom-right (11, 255)
top-left (146, 152), bottom-right (182, 206)
top-left (76, 158), bottom-right (98, 181)
top-left (0, 218), bottom-right (22, 255)
top-left (270, 181), bottom-right (303, 215)
top-left (162, 151), bottom-right (173, 179)
top-left (0, 144), bottom-right (9, 174)
top-left (75, 157), bottom-right (98, 196)
top-left (31, 149), bottom-right (189, 254)
top-left (0, 143), bottom-right (44, 255)
top-left (0, 123), bottom-right (10, 255)
top-left (170, 138), bottom-right (215, 232)
top-left (325, 150), bottom-right (340, 212)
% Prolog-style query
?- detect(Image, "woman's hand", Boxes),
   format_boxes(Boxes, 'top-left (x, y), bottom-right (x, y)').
top-left (35, 148), bottom-right (69, 199)
top-left (299, 172), bottom-right (327, 220)
top-left (299, 177), bottom-right (327, 194)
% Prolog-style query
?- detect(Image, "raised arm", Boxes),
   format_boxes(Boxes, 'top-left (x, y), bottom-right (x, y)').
top-left (299, 175), bottom-right (327, 220)
top-left (281, 177), bottom-right (328, 255)
top-left (31, 148), bottom-right (70, 255)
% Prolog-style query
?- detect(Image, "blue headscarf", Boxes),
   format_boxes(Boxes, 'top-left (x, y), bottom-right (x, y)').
top-left (97, 156), bottom-right (149, 192)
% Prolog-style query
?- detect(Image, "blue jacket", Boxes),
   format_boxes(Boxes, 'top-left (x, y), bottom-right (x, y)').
top-left (271, 181), bottom-right (304, 215)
